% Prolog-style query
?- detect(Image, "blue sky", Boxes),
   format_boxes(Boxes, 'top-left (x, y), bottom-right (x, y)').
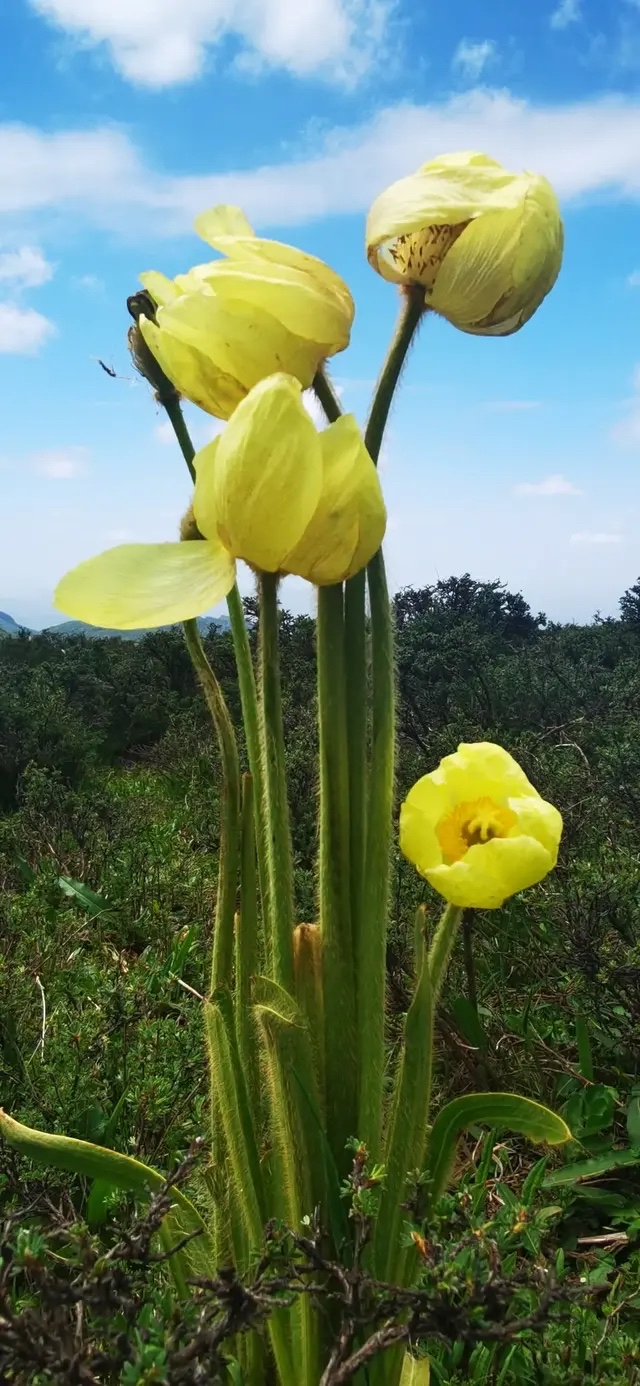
top-left (2, 0), bottom-right (640, 628)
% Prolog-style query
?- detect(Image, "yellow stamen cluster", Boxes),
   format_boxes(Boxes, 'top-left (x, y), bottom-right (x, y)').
top-left (436, 796), bottom-right (518, 863)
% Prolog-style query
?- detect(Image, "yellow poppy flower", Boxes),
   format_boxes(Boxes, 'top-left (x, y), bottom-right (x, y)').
top-left (138, 206), bottom-right (354, 419)
top-left (366, 152), bottom-right (563, 336)
top-left (54, 375), bottom-right (386, 631)
top-left (400, 742), bottom-right (562, 909)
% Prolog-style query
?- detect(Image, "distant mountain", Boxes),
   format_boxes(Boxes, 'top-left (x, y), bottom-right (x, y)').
top-left (0, 613), bottom-right (230, 640)
top-left (0, 611), bottom-right (27, 635)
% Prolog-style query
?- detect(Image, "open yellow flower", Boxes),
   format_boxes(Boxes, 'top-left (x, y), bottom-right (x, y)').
top-left (400, 742), bottom-right (562, 909)
top-left (366, 152), bottom-right (563, 336)
top-left (138, 206), bottom-right (354, 419)
top-left (54, 375), bottom-right (386, 630)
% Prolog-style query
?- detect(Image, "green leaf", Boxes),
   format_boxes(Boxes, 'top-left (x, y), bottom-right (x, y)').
top-left (543, 1148), bottom-right (640, 1187)
top-left (0, 1108), bottom-right (213, 1288)
top-left (58, 877), bottom-right (111, 917)
top-left (575, 1014), bottom-right (594, 1081)
top-left (424, 1094), bottom-right (571, 1210)
top-left (450, 995), bottom-right (487, 1050)
top-left (627, 1096), bottom-right (640, 1146)
top-left (400, 1355), bottom-right (430, 1385)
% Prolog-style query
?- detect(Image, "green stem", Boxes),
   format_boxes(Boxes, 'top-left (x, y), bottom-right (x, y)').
top-left (312, 369), bottom-right (367, 980)
top-left (356, 292), bottom-right (425, 1162)
top-left (226, 583), bottom-right (270, 928)
top-left (236, 774), bottom-right (260, 1115)
top-left (162, 393), bottom-right (196, 482)
top-left (258, 571), bottom-right (295, 995)
top-left (428, 903), bottom-right (464, 1003)
top-left (317, 582), bottom-right (357, 1173)
top-left (182, 619), bottom-right (240, 992)
top-left (462, 908), bottom-right (478, 1014)
top-left (159, 394), bottom-right (270, 953)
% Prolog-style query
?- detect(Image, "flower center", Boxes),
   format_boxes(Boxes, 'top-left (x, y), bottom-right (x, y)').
top-left (436, 797), bottom-right (517, 863)
top-left (384, 221), bottom-right (469, 288)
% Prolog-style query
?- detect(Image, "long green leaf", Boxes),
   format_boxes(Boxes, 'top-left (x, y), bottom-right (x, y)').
top-left (400, 1356), bottom-right (430, 1385)
top-left (543, 1148), bottom-right (640, 1187)
top-left (0, 1108), bottom-right (213, 1285)
top-left (58, 877), bottom-right (110, 917)
top-left (424, 1094), bottom-right (571, 1210)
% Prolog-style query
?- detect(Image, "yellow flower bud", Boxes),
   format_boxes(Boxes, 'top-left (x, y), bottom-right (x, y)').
top-left (54, 375), bottom-right (385, 633)
top-left (366, 151), bottom-right (563, 336)
top-left (138, 205), bottom-right (354, 419)
top-left (400, 742), bottom-right (562, 909)
top-left (193, 374), bottom-right (386, 585)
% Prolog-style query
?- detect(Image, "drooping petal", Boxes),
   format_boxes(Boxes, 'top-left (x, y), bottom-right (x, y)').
top-left (140, 316), bottom-right (245, 419)
top-left (54, 541), bottom-right (235, 631)
top-left (425, 835), bottom-right (554, 910)
top-left (212, 373), bottom-right (323, 572)
top-left (192, 437), bottom-right (221, 540)
top-left (194, 205), bottom-right (256, 244)
top-left (155, 292), bottom-right (322, 393)
top-left (179, 259), bottom-right (352, 353)
top-left (283, 415), bottom-right (386, 584)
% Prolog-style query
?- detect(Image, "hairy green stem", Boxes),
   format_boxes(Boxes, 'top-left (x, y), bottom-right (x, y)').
top-left (428, 903), bottom-right (464, 1004)
top-left (317, 582), bottom-right (357, 1172)
top-left (236, 774), bottom-right (260, 1115)
top-left (182, 620), bottom-right (240, 992)
top-left (259, 571), bottom-right (295, 994)
top-left (162, 393), bottom-right (196, 482)
top-left (356, 291), bottom-right (425, 1160)
top-left (226, 584), bottom-right (270, 923)
top-left (312, 368), bottom-right (367, 998)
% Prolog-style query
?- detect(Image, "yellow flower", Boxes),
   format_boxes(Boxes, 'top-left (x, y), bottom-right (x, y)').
top-left (400, 742), bottom-right (562, 909)
top-left (54, 375), bottom-right (386, 630)
top-left (138, 206), bottom-right (354, 419)
top-left (366, 152), bottom-right (563, 336)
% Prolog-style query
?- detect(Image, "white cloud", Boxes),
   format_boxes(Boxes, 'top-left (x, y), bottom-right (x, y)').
top-left (570, 531), bottom-right (622, 545)
top-left (0, 303), bottom-right (55, 354)
top-left (29, 0), bottom-right (391, 87)
top-left (550, 0), bottom-right (582, 30)
top-left (0, 245), bottom-right (53, 288)
top-left (627, 270), bottom-right (640, 287)
top-left (5, 90), bottom-right (640, 241)
top-left (73, 272), bottom-right (105, 292)
top-left (514, 474), bottom-right (583, 496)
top-left (32, 447), bottom-right (88, 479)
top-left (452, 39), bottom-right (497, 81)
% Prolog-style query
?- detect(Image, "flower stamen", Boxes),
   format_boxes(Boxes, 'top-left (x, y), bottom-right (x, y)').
top-left (436, 796), bottom-right (517, 863)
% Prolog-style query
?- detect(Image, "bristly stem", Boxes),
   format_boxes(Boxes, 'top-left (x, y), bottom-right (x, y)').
top-left (182, 619), bottom-right (240, 993)
top-left (258, 571), bottom-right (295, 995)
top-left (158, 392), bottom-right (269, 934)
top-left (312, 369), bottom-right (368, 965)
top-left (317, 581), bottom-right (357, 1174)
top-left (357, 289), bottom-right (426, 1161)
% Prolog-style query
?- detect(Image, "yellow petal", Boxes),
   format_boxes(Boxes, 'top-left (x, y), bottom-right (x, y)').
top-left (212, 374), bottom-right (323, 572)
top-left (507, 795), bottom-right (563, 860)
top-left (434, 742), bottom-right (540, 806)
top-left (140, 316), bottom-right (245, 419)
top-left (283, 415), bottom-right (386, 584)
top-left (180, 258), bottom-right (352, 353)
top-left (155, 292), bottom-right (321, 393)
top-left (194, 205), bottom-right (256, 244)
top-left (399, 792), bottom-right (447, 875)
top-left (139, 271), bottom-right (181, 308)
top-left (366, 152), bottom-right (529, 270)
top-left (425, 835), bottom-right (554, 910)
top-left (192, 436), bottom-right (221, 540)
top-left (54, 541), bottom-right (235, 631)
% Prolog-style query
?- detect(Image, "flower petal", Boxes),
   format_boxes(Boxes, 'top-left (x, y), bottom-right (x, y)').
top-left (433, 742), bottom-right (540, 806)
top-left (140, 317), bottom-right (245, 419)
top-left (194, 205), bottom-right (256, 244)
top-left (367, 152), bottom-right (528, 251)
top-left (508, 795), bottom-right (563, 860)
top-left (193, 437), bottom-right (221, 540)
top-left (155, 292), bottom-right (321, 393)
top-left (213, 373), bottom-right (323, 572)
top-left (139, 271), bottom-right (181, 308)
top-left (283, 415), bottom-right (386, 584)
top-left (425, 835), bottom-right (553, 910)
top-left (399, 792), bottom-right (447, 875)
top-left (54, 541), bottom-right (235, 631)
top-left (180, 258), bottom-right (352, 353)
